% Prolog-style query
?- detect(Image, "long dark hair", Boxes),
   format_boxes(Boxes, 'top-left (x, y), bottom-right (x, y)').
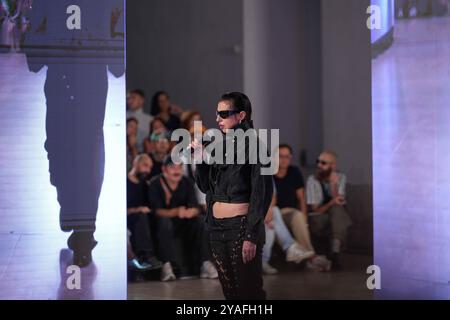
top-left (149, 116), bottom-right (167, 134)
top-left (150, 90), bottom-right (170, 116)
top-left (220, 92), bottom-right (253, 124)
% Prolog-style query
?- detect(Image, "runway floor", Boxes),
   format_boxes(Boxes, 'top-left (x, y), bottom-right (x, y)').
top-left (373, 16), bottom-right (450, 299)
top-left (0, 53), bottom-right (126, 300)
top-left (128, 253), bottom-right (373, 300)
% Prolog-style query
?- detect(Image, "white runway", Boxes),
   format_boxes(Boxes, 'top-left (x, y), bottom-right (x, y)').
top-left (0, 53), bottom-right (126, 299)
top-left (373, 16), bottom-right (450, 299)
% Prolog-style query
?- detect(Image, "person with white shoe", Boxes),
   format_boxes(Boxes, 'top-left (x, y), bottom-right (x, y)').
top-left (148, 156), bottom-right (218, 282)
top-left (263, 192), bottom-right (315, 275)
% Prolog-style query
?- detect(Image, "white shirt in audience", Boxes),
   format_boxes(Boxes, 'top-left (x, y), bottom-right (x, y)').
top-left (182, 163), bottom-right (206, 206)
top-left (127, 108), bottom-right (153, 152)
top-left (306, 172), bottom-right (346, 207)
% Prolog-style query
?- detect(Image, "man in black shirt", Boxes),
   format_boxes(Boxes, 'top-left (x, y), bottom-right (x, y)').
top-left (148, 132), bottom-right (170, 179)
top-left (127, 154), bottom-right (163, 271)
top-left (274, 144), bottom-right (331, 271)
top-left (148, 157), bottom-right (218, 281)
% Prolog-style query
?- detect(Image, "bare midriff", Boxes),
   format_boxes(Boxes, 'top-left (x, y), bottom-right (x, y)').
top-left (213, 202), bottom-right (249, 219)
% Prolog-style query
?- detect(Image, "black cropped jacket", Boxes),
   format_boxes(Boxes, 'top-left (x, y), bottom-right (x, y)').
top-left (195, 121), bottom-right (273, 244)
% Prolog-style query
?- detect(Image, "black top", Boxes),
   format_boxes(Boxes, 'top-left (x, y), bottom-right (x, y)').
top-left (163, 114), bottom-right (181, 132)
top-left (195, 121), bottom-right (273, 244)
top-left (148, 174), bottom-right (199, 210)
top-left (148, 153), bottom-right (163, 179)
top-left (127, 177), bottom-right (150, 208)
top-left (274, 165), bottom-right (305, 209)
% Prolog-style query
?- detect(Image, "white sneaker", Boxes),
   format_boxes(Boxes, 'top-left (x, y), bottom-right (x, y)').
top-left (160, 262), bottom-right (176, 282)
top-left (262, 262), bottom-right (278, 275)
top-left (200, 261), bottom-right (218, 279)
top-left (286, 243), bottom-right (315, 264)
top-left (307, 255), bottom-right (332, 272)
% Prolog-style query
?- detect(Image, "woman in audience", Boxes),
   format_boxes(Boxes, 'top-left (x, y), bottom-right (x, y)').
top-left (150, 91), bottom-right (182, 131)
top-left (181, 110), bottom-right (202, 130)
top-left (143, 117), bottom-right (168, 154)
top-left (126, 118), bottom-right (139, 172)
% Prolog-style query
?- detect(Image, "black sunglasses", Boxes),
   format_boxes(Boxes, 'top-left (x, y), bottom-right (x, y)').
top-left (216, 110), bottom-right (240, 119)
top-left (316, 159), bottom-right (331, 165)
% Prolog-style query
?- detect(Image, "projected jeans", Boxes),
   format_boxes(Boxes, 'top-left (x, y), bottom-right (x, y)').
top-left (44, 64), bottom-right (107, 232)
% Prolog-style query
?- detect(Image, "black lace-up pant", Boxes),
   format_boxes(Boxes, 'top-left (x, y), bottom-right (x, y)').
top-left (208, 215), bottom-right (265, 300)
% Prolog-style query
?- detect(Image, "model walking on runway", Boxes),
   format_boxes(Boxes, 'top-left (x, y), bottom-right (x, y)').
top-left (190, 92), bottom-right (273, 300)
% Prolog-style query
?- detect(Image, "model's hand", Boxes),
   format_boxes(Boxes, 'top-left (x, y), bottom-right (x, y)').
top-left (242, 240), bottom-right (257, 264)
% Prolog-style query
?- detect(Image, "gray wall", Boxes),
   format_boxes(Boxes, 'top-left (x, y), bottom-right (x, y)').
top-left (321, 0), bottom-right (373, 252)
top-left (126, 0), bottom-right (243, 126)
top-left (243, 0), bottom-right (323, 166)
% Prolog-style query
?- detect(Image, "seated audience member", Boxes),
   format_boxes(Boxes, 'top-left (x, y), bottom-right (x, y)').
top-left (128, 230), bottom-right (153, 271)
top-left (127, 154), bottom-right (163, 271)
top-left (274, 144), bottom-right (332, 271)
top-left (181, 110), bottom-right (202, 130)
top-left (127, 89), bottom-right (153, 151)
top-left (143, 117), bottom-right (168, 154)
top-left (306, 151), bottom-right (352, 270)
top-left (183, 161), bottom-right (206, 212)
top-left (148, 132), bottom-right (171, 179)
top-left (127, 118), bottom-right (139, 172)
top-left (263, 190), bottom-right (330, 275)
top-left (148, 157), bottom-right (218, 281)
top-left (150, 91), bottom-right (182, 131)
